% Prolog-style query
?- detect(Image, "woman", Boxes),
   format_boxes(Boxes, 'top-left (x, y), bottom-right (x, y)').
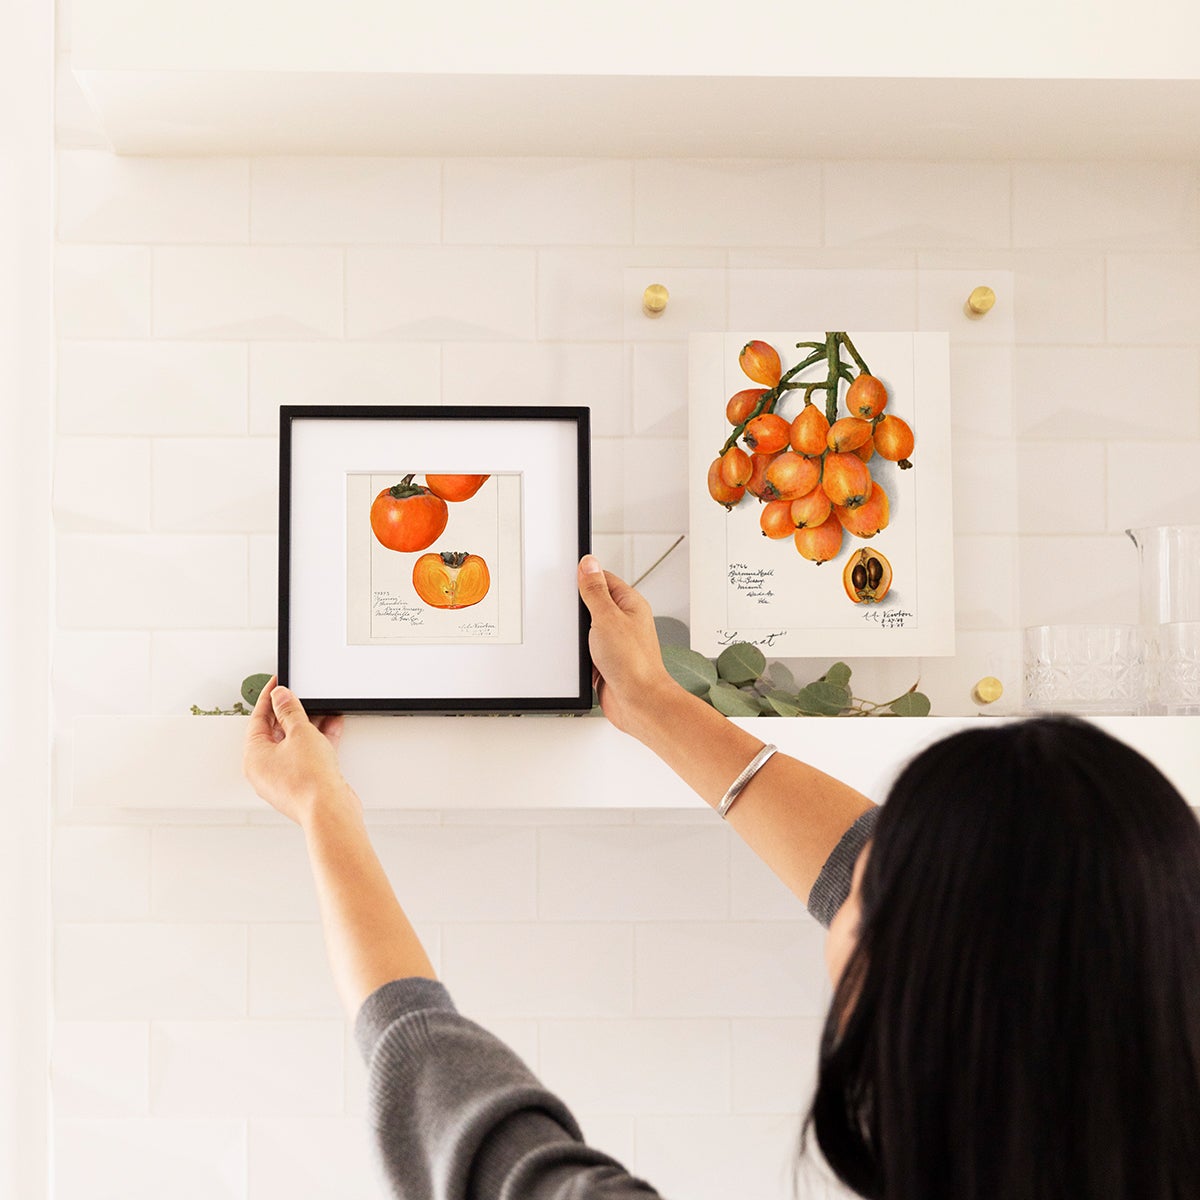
top-left (243, 555), bottom-right (1200, 1200)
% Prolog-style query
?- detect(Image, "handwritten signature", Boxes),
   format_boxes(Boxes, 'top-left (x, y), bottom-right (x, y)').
top-left (861, 608), bottom-right (914, 629)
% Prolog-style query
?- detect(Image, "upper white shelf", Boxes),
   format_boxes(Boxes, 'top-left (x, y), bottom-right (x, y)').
top-left (72, 715), bottom-right (1200, 811)
top-left (69, 0), bottom-right (1200, 157)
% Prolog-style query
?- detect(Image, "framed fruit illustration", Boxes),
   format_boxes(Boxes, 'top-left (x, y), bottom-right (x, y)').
top-left (279, 406), bottom-right (591, 713)
top-left (347, 470), bottom-right (520, 646)
top-left (688, 332), bottom-right (955, 658)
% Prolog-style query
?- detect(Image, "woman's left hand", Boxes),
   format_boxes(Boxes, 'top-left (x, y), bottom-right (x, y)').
top-left (242, 676), bottom-right (358, 828)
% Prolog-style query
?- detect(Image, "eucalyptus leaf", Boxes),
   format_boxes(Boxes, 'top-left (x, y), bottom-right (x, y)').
top-left (654, 616), bottom-right (692, 649)
top-left (661, 645), bottom-right (719, 696)
top-left (241, 673), bottom-right (273, 707)
top-left (766, 661), bottom-right (795, 693)
top-left (889, 691), bottom-right (932, 717)
top-left (764, 689), bottom-right (803, 717)
top-left (716, 642), bottom-right (767, 686)
top-left (822, 662), bottom-right (852, 689)
top-left (794, 681), bottom-right (852, 716)
top-left (708, 681), bottom-right (764, 717)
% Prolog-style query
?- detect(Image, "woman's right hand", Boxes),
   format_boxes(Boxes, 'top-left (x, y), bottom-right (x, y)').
top-left (576, 555), bottom-right (681, 735)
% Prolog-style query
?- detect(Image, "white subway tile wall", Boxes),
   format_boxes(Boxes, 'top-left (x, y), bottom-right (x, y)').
top-left (52, 137), bottom-right (1200, 1200)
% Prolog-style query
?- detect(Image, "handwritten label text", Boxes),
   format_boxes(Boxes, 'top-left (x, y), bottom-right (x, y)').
top-left (727, 562), bottom-right (775, 606)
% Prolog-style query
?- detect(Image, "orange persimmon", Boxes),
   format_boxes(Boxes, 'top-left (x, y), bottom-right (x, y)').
top-left (412, 551), bottom-right (491, 609)
top-left (425, 474), bottom-right (490, 502)
top-left (370, 477), bottom-right (448, 552)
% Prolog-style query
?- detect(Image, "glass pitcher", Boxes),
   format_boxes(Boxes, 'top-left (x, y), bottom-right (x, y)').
top-left (1126, 525), bottom-right (1200, 714)
top-left (1126, 525), bottom-right (1200, 626)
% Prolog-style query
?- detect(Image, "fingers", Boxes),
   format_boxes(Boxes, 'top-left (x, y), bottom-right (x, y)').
top-left (245, 674), bottom-right (279, 743)
top-left (315, 713), bottom-right (345, 749)
top-left (269, 684), bottom-right (309, 736)
top-left (577, 555), bottom-right (620, 619)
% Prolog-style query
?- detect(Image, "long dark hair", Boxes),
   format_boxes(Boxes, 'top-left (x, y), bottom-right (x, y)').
top-left (806, 716), bottom-right (1200, 1200)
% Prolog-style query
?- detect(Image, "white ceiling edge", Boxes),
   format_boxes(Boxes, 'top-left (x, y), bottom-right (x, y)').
top-left (72, 73), bottom-right (1200, 159)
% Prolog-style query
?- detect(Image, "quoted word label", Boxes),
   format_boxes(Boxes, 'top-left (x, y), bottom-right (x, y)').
top-left (716, 629), bottom-right (788, 648)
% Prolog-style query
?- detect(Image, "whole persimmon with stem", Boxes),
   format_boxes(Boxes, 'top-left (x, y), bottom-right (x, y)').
top-left (370, 476), bottom-right (448, 553)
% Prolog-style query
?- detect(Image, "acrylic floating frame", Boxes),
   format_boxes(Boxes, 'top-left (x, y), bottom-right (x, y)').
top-left (278, 405), bottom-right (592, 713)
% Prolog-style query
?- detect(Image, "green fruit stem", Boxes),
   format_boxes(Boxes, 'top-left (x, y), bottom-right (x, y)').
top-left (823, 332), bottom-right (840, 425)
top-left (718, 346), bottom-right (826, 456)
top-left (716, 334), bottom-right (873, 459)
top-left (388, 474), bottom-right (425, 500)
top-left (837, 332), bottom-right (871, 377)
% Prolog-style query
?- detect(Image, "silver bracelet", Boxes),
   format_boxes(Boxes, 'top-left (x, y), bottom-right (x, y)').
top-left (717, 744), bottom-right (778, 819)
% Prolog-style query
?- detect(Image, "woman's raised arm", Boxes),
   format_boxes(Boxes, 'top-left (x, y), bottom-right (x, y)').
top-left (577, 556), bottom-right (876, 910)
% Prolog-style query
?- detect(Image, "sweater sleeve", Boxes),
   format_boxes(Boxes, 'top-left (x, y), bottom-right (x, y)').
top-left (355, 977), bottom-right (663, 1200)
top-left (805, 805), bottom-right (880, 928)
top-left (354, 814), bottom-right (878, 1196)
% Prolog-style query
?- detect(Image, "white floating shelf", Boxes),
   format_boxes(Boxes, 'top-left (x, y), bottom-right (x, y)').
top-left (69, 73), bottom-right (1200, 159)
top-left (71, 715), bottom-right (1200, 812)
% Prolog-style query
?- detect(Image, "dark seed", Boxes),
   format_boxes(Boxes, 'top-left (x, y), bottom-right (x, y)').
top-left (852, 564), bottom-right (868, 590)
top-left (866, 557), bottom-right (883, 587)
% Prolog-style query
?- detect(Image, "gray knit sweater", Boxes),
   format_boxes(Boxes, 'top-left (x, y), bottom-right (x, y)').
top-left (354, 806), bottom-right (880, 1200)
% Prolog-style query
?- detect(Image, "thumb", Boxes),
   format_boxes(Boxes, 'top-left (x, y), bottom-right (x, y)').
top-left (270, 685), bottom-right (309, 735)
top-left (577, 555), bottom-right (619, 618)
top-left (603, 571), bottom-right (646, 617)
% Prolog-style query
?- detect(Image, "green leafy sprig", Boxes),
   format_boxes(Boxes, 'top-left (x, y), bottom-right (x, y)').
top-left (655, 620), bottom-right (930, 718)
top-left (189, 673), bottom-right (273, 716)
top-left (190, 702), bottom-right (252, 716)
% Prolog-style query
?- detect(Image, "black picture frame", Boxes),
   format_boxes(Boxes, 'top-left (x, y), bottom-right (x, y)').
top-left (278, 405), bottom-right (592, 713)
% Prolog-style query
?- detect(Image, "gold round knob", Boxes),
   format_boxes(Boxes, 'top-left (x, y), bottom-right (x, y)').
top-left (965, 286), bottom-right (996, 317)
top-left (972, 676), bottom-right (1004, 705)
top-left (642, 283), bottom-right (669, 318)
